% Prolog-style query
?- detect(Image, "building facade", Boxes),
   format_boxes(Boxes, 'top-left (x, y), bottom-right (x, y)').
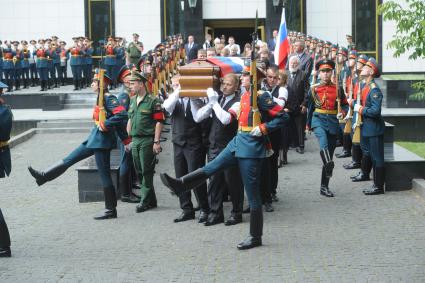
top-left (1, 0), bottom-right (424, 74)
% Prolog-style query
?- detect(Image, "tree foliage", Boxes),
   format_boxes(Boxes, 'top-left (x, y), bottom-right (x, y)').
top-left (378, 0), bottom-right (425, 60)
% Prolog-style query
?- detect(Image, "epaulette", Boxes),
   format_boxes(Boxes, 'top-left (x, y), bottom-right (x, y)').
top-left (369, 82), bottom-right (377, 89)
top-left (311, 82), bottom-right (322, 91)
top-left (257, 90), bottom-right (265, 97)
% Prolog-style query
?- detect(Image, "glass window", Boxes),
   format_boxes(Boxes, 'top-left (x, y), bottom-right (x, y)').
top-left (354, 0), bottom-right (376, 55)
top-left (87, 0), bottom-right (113, 57)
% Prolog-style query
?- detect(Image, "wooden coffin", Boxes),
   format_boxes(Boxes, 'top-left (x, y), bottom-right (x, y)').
top-left (178, 60), bottom-right (221, 97)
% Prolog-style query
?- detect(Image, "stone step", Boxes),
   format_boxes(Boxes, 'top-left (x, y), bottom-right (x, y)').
top-left (37, 120), bottom-right (93, 128)
top-left (35, 127), bottom-right (92, 134)
top-left (64, 104), bottom-right (94, 109)
top-left (64, 98), bottom-right (97, 104)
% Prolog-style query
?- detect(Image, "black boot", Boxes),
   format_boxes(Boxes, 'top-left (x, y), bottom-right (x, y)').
top-left (343, 144), bottom-right (362, 169)
top-left (320, 166), bottom-right (334, 197)
top-left (23, 78), bottom-right (28, 89)
top-left (320, 149), bottom-right (334, 178)
top-left (47, 79), bottom-right (52, 89)
top-left (61, 78), bottom-right (65, 86)
top-left (73, 80), bottom-right (78, 91)
top-left (15, 80), bottom-right (20, 90)
top-left (7, 79), bottom-right (13, 92)
top-left (351, 155), bottom-right (372, 182)
top-left (54, 79), bottom-right (58, 88)
top-left (237, 209), bottom-right (263, 250)
top-left (363, 167), bottom-right (385, 195)
top-left (0, 209), bottom-right (11, 257)
top-left (120, 173), bottom-right (139, 203)
top-left (94, 187), bottom-right (118, 220)
top-left (31, 78), bottom-right (36, 87)
top-left (28, 160), bottom-right (68, 186)
top-left (160, 168), bottom-right (208, 197)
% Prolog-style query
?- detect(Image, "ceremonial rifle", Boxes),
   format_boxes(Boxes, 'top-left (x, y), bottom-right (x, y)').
top-left (96, 29), bottom-right (108, 125)
top-left (343, 62), bottom-right (355, 134)
top-left (250, 10), bottom-right (261, 128)
top-left (352, 69), bottom-right (362, 144)
top-left (335, 54), bottom-right (343, 124)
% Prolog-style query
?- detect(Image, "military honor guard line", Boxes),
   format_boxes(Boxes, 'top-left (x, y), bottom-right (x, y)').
top-left (0, 29), bottom-right (386, 255)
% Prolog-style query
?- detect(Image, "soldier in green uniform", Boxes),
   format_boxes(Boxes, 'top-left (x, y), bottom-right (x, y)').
top-left (126, 33), bottom-right (144, 65)
top-left (127, 71), bottom-right (164, 213)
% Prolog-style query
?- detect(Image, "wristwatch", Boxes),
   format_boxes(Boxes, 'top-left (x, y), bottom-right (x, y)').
top-left (154, 140), bottom-right (160, 144)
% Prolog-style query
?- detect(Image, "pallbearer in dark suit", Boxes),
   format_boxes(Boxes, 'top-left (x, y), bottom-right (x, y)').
top-left (307, 59), bottom-right (348, 197)
top-left (163, 75), bottom-right (210, 224)
top-left (0, 81), bottom-right (12, 257)
top-left (184, 35), bottom-right (199, 63)
top-left (353, 58), bottom-right (385, 195)
top-left (191, 74), bottom-right (244, 226)
top-left (28, 70), bottom-right (131, 220)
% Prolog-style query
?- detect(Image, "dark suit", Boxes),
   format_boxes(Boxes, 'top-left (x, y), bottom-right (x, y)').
top-left (288, 52), bottom-right (313, 79)
top-left (207, 95), bottom-right (243, 216)
top-left (171, 99), bottom-right (209, 214)
top-left (184, 42), bottom-right (199, 62)
top-left (286, 69), bottom-right (309, 150)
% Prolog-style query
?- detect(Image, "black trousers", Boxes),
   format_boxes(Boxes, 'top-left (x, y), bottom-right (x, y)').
top-left (290, 112), bottom-right (306, 149)
top-left (0, 208), bottom-right (11, 248)
top-left (260, 157), bottom-right (272, 204)
top-left (207, 149), bottom-right (244, 215)
top-left (173, 143), bottom-right (209, 214)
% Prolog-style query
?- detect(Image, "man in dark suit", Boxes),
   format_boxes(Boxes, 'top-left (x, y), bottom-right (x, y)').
top-left (184, 35), bottom-right (199, 63)
top-left (191, 74), bottom-right (244, 226)
top-left (162, 75), bottom-right (210, 223)
top-left (286, 56), bottom-right (310, 154)
top-left (287, 39), bottom-right (313, 79)
top-left (267, 29), bottom-right (278, 64)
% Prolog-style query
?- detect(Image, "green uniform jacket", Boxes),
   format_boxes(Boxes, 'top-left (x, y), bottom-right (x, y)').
top-left (128, 93), bottom-right (164, 139)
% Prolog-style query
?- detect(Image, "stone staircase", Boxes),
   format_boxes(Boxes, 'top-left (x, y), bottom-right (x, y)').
top-left (63, 93), bottom-right (97, 109)
top-left (36, 119), bottom-right (93, 133)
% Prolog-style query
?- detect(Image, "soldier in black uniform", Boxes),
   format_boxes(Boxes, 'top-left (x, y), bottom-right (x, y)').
top-left (0, 81), bottom-right (12, 257)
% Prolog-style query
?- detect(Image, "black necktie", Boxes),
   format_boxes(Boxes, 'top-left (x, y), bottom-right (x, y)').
top-left (220, 97), bottom-right (226, 107)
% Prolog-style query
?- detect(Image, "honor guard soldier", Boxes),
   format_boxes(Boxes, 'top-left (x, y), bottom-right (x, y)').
top-left (21, 41), bottom-right (31, 88)
top-left (115, 65), bottom-right (139, 203)
top-left (59, 41), bottom-right (69, 86)
top-left (161, 66), bottom-right (289, 250)
top-left (307, 59), bottom-right (348, 197)
top-left (352, 58), bottom-right (385, 195)
top-left (0, 81), bottom-right (13, 257)
top-left (350, 54), bottom-right (373, 182)
top-left (104, 36), bottom-right (118, 89)
top-left (83, 38), bottom-right (94, 88)
top-left (28, 69), bottom-right (131, 219)
top-left (68, 37), bottom-right (83, 90)
top-left (127, 71), bottom-right (164, 212)
top-left (28, 40), bottom-right (38, 86)
top-left (2, 41), bottom-right (15, 92)
top-left (0, 41), bottom-right (3, 81)
top-left (34, 39), bottom-right (49, 91)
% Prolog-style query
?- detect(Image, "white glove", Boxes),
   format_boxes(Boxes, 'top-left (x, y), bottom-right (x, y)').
top-left (124, 142), bottom-right (133, 152)
top-left (206, 88), bottom-right (219, 105)
top-left (265, 148), bottom-right (274, 158)
top-left (250, 126), bottom-right (263, 137)
top-left (347, 98), bottom-right (353, 106)
top-left (344, 108), bottom-right (352, 120)
top-left (173, 86), bottom-right (181, 99)
top-left (336, 112), bottom-right (344, 120)
top-left (354, 104), bottom-right (361, 112)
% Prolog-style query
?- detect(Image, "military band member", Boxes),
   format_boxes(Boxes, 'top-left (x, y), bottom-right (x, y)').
top-left (47, 42), bottom-right (59, 88)
top-left (68, 37), bottom-right (83, 90)
top-left (190, 73), bottom-right (244, 226)
top-left (0, 81), bottom-right (13, 257)
top-left (28, 70), bottom-right (131, 220)
top-left (0, 41), bottom-right (3, 81)
top-left (104, 36), bottom-right (118, 89)
top-left (59, 41), bottom-right (69, 86)
top-left (352, 58), bottom-right (385, 195)
top-left (28, 40), bottom-right (38, 86)
top-left (161, 68), bottom-right (289, 250)
top-left (34, 40), bottom-right (49, 91)
top-left (307, 59), bottom-right (348, 197)
top-left (83, 38), bottom-right (94, 88)
top-left (21, 41), bottom-right (31, 88)
top-left (12, 41), bottom-right (22, 90)
top-left (127, 71), bottom-right (164, 212)
top-left (2, 41), bottom-right (15, 92)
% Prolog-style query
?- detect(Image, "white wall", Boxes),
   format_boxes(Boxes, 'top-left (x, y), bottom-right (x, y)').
top-left (0, 0), bottom-right (85, 47)
top-left (203, 0), bottom-right (266, 19)
top-left (115, 0), bottom-right (161, 52)
top-left (381, 0), bottom-right (425, 73)
top-left (306, 0), bottom-right (352, 46)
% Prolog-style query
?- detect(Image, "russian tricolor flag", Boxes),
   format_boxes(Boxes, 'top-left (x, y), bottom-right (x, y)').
top-left (274, 8), bottom-right (290, 70)
top-left (207, 56), bottom-right (244, 77)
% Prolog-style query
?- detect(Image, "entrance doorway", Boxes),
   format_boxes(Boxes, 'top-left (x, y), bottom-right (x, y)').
top-left (204, 19), bottom-right (265, 52)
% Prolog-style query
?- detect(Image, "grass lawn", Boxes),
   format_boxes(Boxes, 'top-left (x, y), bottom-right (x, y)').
top-left (397, 142), bottom-right (425, 159)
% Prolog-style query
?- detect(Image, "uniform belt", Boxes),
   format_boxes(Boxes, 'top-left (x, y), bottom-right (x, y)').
top-left (4, 59), bottom-right (13, 61)
top-left (71, 55), bottom-right (81, 57)
top-left (238, 126), bottom-right (254, 132)
top-left (315, 109), bottom-right (337, 115)
top-left (38, 57), bottom-right (46, 59)
top-left (106, 55), bottom-right (116, 57)
top-left (0, 140), bottom-right (9, 148)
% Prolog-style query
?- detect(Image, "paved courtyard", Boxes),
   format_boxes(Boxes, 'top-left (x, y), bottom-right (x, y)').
top-left (1, 132), bottom-right (425, 282)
